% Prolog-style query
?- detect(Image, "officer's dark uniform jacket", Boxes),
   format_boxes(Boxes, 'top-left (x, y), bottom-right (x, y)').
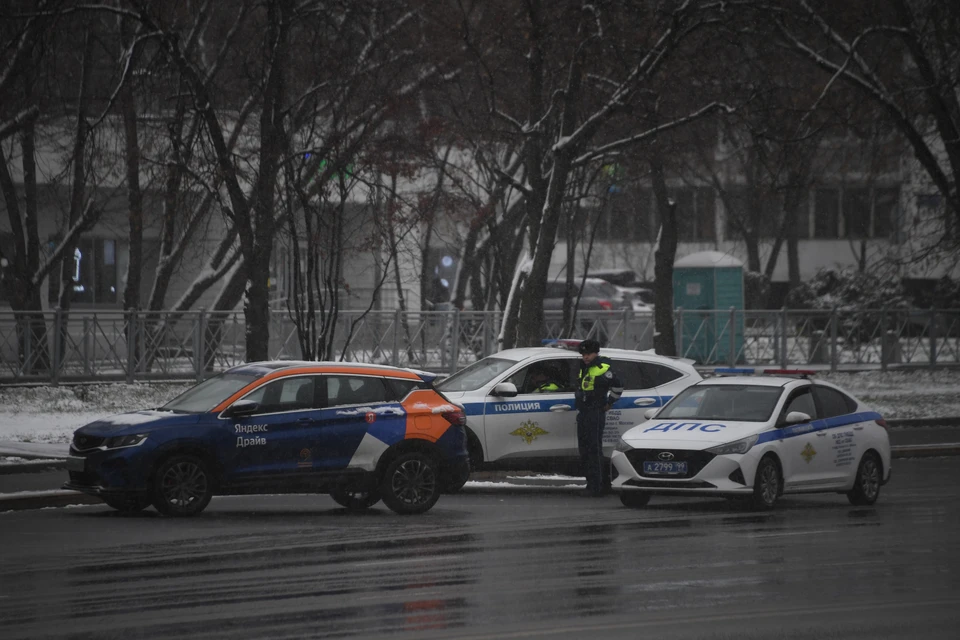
top-left (576, 356), bottom-right (623, 409)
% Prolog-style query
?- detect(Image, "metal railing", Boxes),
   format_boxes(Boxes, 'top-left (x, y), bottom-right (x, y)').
top-left (0, 307), bottom-right (957, 383)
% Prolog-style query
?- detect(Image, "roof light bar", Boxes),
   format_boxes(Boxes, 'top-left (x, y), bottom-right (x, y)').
top-left (713, 367), bottom-right (756, 375)
top-left (762, 369), bottom-right (817, 377)
top-left (711, 367), bottom-right (816, 378)
top-left (541, 338), bottom-right (583, 349)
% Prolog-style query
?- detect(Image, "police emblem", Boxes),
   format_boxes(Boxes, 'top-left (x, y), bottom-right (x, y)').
top-left (510, 420), bottom-right (549, 445)
top-left (801, 442), bottom-right (817, 463)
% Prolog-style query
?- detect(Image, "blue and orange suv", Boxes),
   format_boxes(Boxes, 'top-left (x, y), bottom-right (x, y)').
top-left (64, 361), bottom-right (469, 515)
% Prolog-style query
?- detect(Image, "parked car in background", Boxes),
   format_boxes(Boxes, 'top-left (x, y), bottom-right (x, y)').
top-left (544, 278), bottom-right (629, 312)
top-left (579, 270), bottom-right (656, 314)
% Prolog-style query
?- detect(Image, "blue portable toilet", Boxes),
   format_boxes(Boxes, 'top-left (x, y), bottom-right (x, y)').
top-left (672, 251), bottom-right (745, 364)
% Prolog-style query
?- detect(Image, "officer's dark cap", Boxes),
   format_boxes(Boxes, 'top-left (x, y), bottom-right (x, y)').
top-left (577, 339), bottom-right (601, 354)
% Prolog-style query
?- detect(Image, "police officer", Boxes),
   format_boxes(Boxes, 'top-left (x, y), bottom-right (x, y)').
top-left (575, 339), bottom-right (623, 496)
top-left (530, 369), bottom-right (560, 393)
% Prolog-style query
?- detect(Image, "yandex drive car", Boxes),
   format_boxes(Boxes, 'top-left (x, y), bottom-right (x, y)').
top-left (64, 361), bottom-right (469, 516)
top-left (612, 369), bottom-right (892, 510)
top-left (436, 343), bottom-right (701, 474)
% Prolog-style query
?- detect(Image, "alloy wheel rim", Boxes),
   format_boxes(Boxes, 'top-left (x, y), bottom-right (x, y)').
top-left (760, 463), bottom-right (779, 505)
top-left (861, 458), bottom-right (880, 499)
top-left (391, 459), bottom-right (436, 505)
top-left (161, 461), bottom-right (207, 507)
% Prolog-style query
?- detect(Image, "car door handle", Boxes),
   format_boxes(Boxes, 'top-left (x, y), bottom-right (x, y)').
top-left (633, 398), bottom-right (657, 406)
top-left (853, 426), bottom-right (863, 431)
top-left (816, 432), bottom-right (826, 437)
top-left (297, 416), bottom-right (316, 423)
top-left (550, 404), bottom-right (572, 412)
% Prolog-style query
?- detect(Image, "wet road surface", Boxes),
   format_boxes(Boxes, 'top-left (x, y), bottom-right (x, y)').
top-left (1, 458), bottom-right (958, 639)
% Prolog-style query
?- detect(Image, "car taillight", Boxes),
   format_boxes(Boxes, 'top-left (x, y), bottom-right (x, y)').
top-left (441, 409), bottom-right (466, 427)
top-left (598, 299), bottom-right (613, 311)
top-left (875, 417), bottom-right (888, 430)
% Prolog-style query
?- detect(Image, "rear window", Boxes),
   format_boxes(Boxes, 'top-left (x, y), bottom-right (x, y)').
top-left (640, 363), bottom-right (683, 386)
top-left (384, 377), bottom-right (427, 400)
top-left (814, 385), bottom-right (857, 418)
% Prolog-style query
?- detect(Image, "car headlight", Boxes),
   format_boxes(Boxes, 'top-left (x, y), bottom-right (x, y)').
top-left (615, 437), bottom-right (632, 453)
top-left (705, 434), bottom-right (758, 456)
top-left (103, 434), bottom-right (148, 449)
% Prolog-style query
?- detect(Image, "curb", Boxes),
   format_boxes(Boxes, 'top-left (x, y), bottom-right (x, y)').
top-left (0, 460), bottom-right (67, 475)
top-left (887, 417), bottom-right (960, 428)
top-left (891, 442), bottom-right (960, 457)
top-left (0, 491), bottom-right (102, 512)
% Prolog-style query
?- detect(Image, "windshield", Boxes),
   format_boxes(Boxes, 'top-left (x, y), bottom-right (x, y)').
top-left (657, 384), bottom-right (783, 422)
top-left (161, 373), bottom-right (259, 413)
top-left (436, 357), bottom-right (518, 392)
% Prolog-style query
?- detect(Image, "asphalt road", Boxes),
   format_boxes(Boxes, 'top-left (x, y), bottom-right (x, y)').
top-left (1, 458), bottom-right (959, 640)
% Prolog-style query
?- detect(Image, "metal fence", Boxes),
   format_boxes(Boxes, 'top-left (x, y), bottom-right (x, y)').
top-left (0, 307), bottom-right (957, 384)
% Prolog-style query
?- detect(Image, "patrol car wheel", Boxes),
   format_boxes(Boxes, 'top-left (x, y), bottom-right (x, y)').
top-left (619, 491), bottom-right (651, 508)
top-left (330, 486), bottom-right (381, 510)
top-left (151, 454), bottom-right (213, 517)
top-left (748, 456), bottom-right (781, 511)
top-left (379, 452), bottom-right (441, 515)
top-left (847, 451), bottom-right (881, 506)
top-left (102, 495), bottom-right (150, 513)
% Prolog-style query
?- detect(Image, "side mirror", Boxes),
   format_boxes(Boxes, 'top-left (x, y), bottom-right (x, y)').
top-left (784, 411), bottom-right (811, 425)
top-left (223, 399), bottom-right (260, 418)
top-left (644, 408), bottom-right (659, 420)
top-left (491, 382), bottom-right (518, 398)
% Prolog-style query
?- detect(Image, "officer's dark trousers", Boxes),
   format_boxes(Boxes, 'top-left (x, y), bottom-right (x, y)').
top-left (576, 407), bottom-right (608, 494)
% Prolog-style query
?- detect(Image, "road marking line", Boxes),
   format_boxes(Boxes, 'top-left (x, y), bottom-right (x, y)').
top-left (746, 529), bottom-right (837, 538)
top-left (352, 554), bottom-right (464, 568)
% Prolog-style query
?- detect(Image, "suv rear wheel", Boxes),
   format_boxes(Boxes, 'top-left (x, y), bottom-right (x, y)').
top-left (379, 452), bottom-right (441, 515)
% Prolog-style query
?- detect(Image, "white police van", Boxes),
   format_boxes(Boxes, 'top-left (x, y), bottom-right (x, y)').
top-left (436, 341), bottom-right (701, 477)
top-left (612, 368), bottom-right (892, 510)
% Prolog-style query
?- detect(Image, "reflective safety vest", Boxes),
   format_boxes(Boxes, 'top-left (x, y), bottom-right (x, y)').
top-left (577, 357), bottom-right (622, 409)
top-left (579, 362), bottom-right (611, 392)
top-left (536, 382), bottom-right (560, 393)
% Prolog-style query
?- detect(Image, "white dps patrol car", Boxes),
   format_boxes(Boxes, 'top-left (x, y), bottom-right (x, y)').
top-left (612, 368), bottom-right (892, 510)
top-left (436, 341), bottom-right (701, 477)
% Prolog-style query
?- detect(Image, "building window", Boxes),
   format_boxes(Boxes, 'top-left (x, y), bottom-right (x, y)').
top-left (657, 187), bottom-right (715, 242)
top-left (873, 187), bottom-right (899, 239)
top-left (723, 188), bottom-right (786, 240)
top-left (0, 233), bottom-right (13, 303)
top-left (814, 186), bottom-right (900, 239)
top-left (47, 237), bottom-right (118, 305)
top-left (814, 188), bottom-right (840, 238)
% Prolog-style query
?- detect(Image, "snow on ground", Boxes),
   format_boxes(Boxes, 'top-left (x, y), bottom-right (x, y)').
top-left (0, 370), bottom-right (958, 448)
top-left (0, 382), bottom-right (190, 446)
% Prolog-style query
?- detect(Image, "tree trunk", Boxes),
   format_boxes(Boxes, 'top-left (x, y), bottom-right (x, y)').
top-left (651, 158), bottom-right (678, 356)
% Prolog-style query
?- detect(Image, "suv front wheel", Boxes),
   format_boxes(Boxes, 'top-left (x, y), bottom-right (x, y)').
top-left (151, 454), bottom-right (214, 517)
top-left (379, 452), bottom-right (441, 515)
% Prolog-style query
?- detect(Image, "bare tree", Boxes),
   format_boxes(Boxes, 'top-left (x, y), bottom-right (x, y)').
top-left (774, 0), bottom-right (960, 252)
